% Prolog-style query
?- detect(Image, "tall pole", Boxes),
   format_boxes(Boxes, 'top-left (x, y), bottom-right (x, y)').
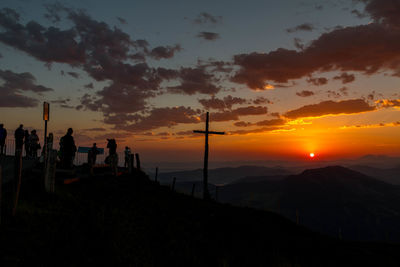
top-left (203, 112), bottom-right (210, 200)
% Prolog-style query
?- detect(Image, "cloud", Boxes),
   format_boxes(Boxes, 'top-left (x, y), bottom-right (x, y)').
top-left (252, 96), bottom-right (272, 104)
top-left (307, 77), bottom-right (328, 86)
top-left (84, 82), bottom-right (94, 89)
top-left (232, 1), bottom-right (400, 89)
top-left (117, 17), bottom-right (127, 24)
top-left (296, 90), bottom-right (315, 97)
top-left (198, 95), bottom-right (247, 110)
top-left (193, 12), bottom-right (222, 25)
top-left (149, 45), bottom-right (181, 60)
top-left (197, 32), bottom-right (220, 41)
top-left (333, 72), bottom-right (355, 84)
top-left (286, 23), bottom-right (315, 33)
top-left (122, 106), bottom-right (201, 132)
top-left (375, 99), bottom-right (400, 108)
top-left (168, 67), bottom-right (221, 95)
top-left (0, 69), bottom-right (53, 107)
top-left (210, 106), bottom-right (268, 122)
top-left (234, 118), bottom-right (286, 127)
top-left (67, 71), bottom-right (79, 79)
top-left (284, 99), bottom-right (375, 119)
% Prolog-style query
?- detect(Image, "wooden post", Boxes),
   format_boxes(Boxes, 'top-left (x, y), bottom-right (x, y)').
top-left (191, 183), bottom-right (196, 197)
top-left (155, 167), bottom-right (158, 182)
top-left (135, 153), bottom-right (141, 170)
top-left (45, 150), bottom-right (57, 193)
top-left (171, 177), bottom-right (176, 191)
top-left (215, 186), bottom-right (219, 202)
top-left (193, 112), bottom-right (225, 200)
top-left (13, 149), bottom-right (23, 216)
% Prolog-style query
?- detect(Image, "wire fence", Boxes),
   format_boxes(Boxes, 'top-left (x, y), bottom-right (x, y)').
top-left (2, 139), bottom-right (126, 166)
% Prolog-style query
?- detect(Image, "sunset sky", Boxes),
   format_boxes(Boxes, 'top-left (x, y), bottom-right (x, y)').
top-left (0, 0), bottom-right (399, 163)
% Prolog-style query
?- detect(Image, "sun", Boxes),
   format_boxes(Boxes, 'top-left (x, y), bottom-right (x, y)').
top-left (309, 152), bottom-right (315, 158)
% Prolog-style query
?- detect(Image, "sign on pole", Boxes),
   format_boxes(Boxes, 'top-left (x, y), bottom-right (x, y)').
top-left (43, 102), bottom-right (50, 121)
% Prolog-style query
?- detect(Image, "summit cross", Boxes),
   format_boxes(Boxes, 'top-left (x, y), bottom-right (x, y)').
top-left (193, 112), bottom-right (225, 200)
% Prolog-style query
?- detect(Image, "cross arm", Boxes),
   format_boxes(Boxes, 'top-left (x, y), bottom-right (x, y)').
top-left (193, 130), bottom-right (225, 135)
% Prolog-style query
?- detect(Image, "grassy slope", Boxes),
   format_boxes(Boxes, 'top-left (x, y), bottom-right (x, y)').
top-left (1, 171), bottom-right (399, 267)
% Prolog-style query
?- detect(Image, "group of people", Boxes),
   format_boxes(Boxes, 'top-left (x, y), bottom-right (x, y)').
top-left (8, 124), bottom-right (41, 159)
top-left (0, 123), bottom-right (132, 171)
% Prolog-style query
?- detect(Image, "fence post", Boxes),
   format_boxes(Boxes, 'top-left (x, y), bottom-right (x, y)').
top-left (155, 167), bottom-right (158, 182)
top-left (135, 153), bottom-right (141, 170)
top-left (171, 177), bottom-right (176, 191)
top-left (191, 183), bottom-right (195, 197)
top-left (13, 149), bottom-right (23, 216)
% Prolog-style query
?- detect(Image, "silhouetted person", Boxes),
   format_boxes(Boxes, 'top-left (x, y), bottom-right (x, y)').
top-left (106, 139), bottom-right (118, 176)
top-left (14, 124), bottom-right (25, 151)
top-left (24, 130), bottom-right (30, 158)
top-left (88, 143), bottom-right (99, 165)
top-left (0, 124), bottom-right (7, 155)
top-left (60, 128), bottom-right (77, 169)
top-left (29, 130), bottom-right (39, 159)
top-left (124, 146), bottom-right (131, 168)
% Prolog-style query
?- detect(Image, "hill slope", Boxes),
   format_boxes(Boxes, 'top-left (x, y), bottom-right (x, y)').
top-left (220, 166), bottom-right (400, 242)
top-left (1, 169), bottom-right (400, 266)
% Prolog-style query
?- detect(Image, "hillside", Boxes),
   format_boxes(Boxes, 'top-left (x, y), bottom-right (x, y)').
top-left (1, 169), bottom-right (400, 266)
top-left (219, 166), bottom-right (400, 242)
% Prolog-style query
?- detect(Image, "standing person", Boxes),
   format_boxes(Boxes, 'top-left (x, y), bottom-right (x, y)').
top-left (124, 146), bottom-right (131, 168)
top-left (60, 128), bottom-right (77, 169)
top-left (88, 143), bottom-right (99, 165)
top-left (0, 124), bottom-right (7, 155)
top-left (29, 130), bottom-right (40, 159)
top-left (106, 139), bottom-right (118, 176)
top-left (14, 124), bottom-right (25, 151)
top-left (24, 130), bottom-right (30, 158)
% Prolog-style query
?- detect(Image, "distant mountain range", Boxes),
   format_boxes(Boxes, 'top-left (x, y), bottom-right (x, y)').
top-left (164, 165), bottom-right (400, 242)
top-left (156, 165), bottom-right (292, 185)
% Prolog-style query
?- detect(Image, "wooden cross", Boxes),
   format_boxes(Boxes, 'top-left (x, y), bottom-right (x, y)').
top-left (193, 112), bottom-right (225, 200)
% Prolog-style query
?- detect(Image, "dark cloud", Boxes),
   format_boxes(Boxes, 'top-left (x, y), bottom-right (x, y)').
top-left (122, 106), bottom-right (201, 132)
top-left (117, 17), bottom-right (127, 24)
top-left (307, 77), bottom-right (328, 86)
top-left (252, 96), bottom-right (272, 105)
top-left (82, 127), bottom-right (107, 132)
top-left (150, 45), bottom-right (181, 60)
top-left (198, 95), bottom-right (247, 110)
top-left (286, 23), bottom-right (315, 33)
top-left (351, 9), bottom-right (367, 19)
top-left (234, 118), bottom-right (285, 128)
top-left (84, 82), bottom-right (94, 89)
top-left (333, 72), bottom-right (355, 84)
top-left (211, 106), bottom-right (268, 122)
top-left (0, 69), bottom-right (53, 107)
top-left (67, 71), bottom-right (79, 79)
top-left (193, 12), bottom-right (222, 25)
top-left (197, 32), bottom-right (220, 41)
top-left (284, 99), bottom-right (375, 119)
top-left (168, 67), bottom-right (221, 95)
top-left (51, 98), bottom-right (70, 104)
top-left (232, 1), bottom-right (400, 89)
top-left (296, 90), bottom-right (315, 97)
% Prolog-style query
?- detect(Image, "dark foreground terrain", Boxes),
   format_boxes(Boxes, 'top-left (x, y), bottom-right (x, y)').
top-left (1, 169), bottom-right (400, 266)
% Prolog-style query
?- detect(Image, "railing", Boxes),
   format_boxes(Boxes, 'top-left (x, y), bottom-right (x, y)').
top-left (3, 139), bottom-right (125, 166)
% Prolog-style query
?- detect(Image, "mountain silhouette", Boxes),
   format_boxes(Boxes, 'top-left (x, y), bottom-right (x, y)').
top-left (157, 165), bottom-right (291, 185)
top-left (2, 169), bottom-right (400, 266)
top-left (219, 166), bottom-right (400, 241)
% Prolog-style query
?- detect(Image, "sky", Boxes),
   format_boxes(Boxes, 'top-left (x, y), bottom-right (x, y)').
top-left (0, 0), bottom-right (399, 164)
